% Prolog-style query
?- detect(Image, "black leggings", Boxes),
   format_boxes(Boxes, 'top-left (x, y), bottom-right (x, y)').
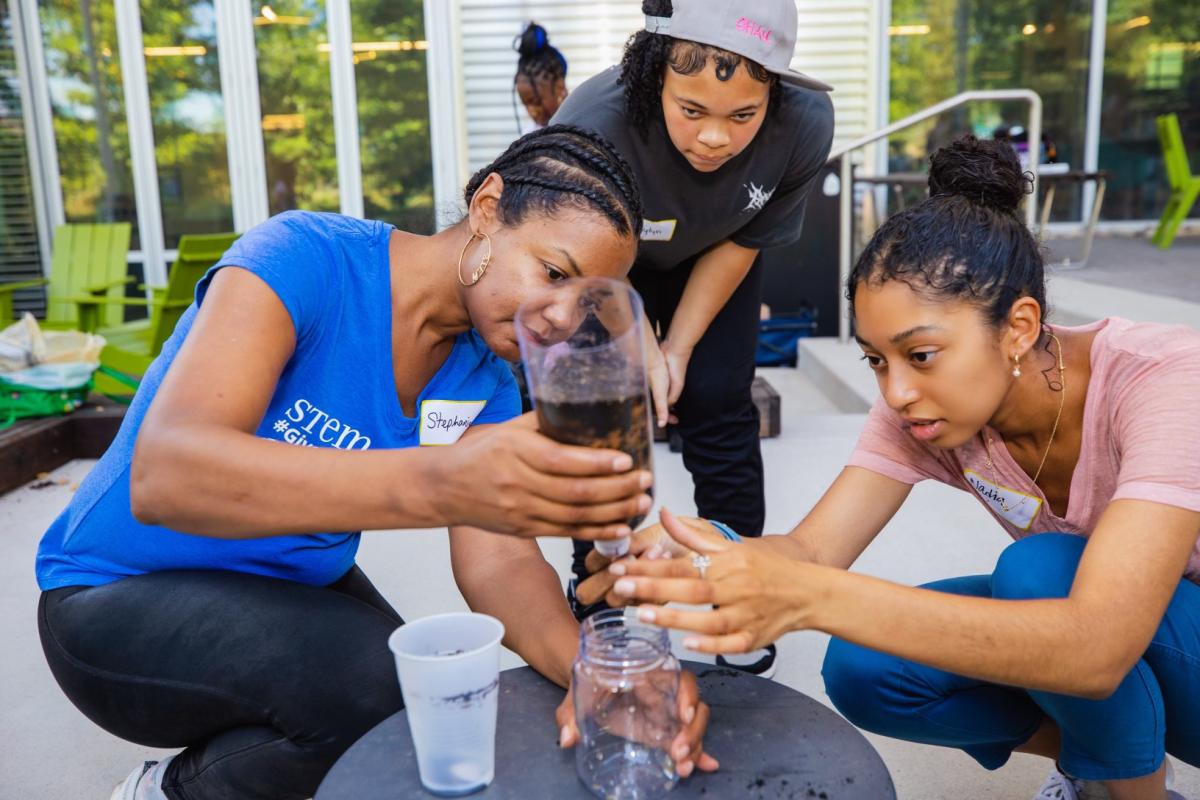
top-left (38, 567), bottom-right (404, 799)
top-left (633, 255), bottom-right (766, 536)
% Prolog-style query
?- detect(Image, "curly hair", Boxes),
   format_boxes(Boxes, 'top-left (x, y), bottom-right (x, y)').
top-left (849, 135), bottom-right (1044, 329)
top-left (618, 0), bottom-right (781, 138)
top-left (464, 124), bottom-right (644, 239)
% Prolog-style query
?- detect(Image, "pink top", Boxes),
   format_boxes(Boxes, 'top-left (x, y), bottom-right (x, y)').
top-left (847, 318), bottom-right (1200, 581)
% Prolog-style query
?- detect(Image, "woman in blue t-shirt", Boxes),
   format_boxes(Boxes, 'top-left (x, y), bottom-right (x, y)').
top-left (36, 126), bottom-right (715, 800)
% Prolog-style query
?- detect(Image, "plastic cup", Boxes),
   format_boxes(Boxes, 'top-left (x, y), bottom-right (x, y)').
top-left (515, 278), bottom-right (655, 558)
top-left (388, 613), bottom-right (506, 796)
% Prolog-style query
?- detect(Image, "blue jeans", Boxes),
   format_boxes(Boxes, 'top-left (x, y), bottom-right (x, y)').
top-left (822, 533), bottom-right (1200, 781)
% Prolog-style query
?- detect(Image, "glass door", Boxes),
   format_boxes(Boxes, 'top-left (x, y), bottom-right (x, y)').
top-left (142, 0), bottom-right (234, 247)
top-left (350, 0), bottom-right (433, 232)
top-left (1, 0), bottom-right (45, 316)
top-left (39, 0), bottom-right (140, 245)
top-left (1098, 1), bottom-right (1200, 221)
top-left (252, 0), bottom-right (339, 215)
top-left (889, 0), bottom-right (1094, 222)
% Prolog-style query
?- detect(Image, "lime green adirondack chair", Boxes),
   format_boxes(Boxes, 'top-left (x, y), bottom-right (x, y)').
top-left (0, 223), bottom-right (132, 328)
top-left (86, 232), bottom-right (239, 397)
top-left (1153, 114), bottom-right (1200, 250)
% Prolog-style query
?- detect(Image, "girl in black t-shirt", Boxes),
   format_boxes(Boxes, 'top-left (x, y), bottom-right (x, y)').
top-left (553, 0), bottom-right (834, 676)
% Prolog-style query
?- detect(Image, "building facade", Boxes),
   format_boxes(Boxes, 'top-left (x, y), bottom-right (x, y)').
top-left (0, 0), bottom-right (1196, 314)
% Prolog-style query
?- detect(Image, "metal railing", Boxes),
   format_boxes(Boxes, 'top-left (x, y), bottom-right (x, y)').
top-left (827, 90), bottom-right (1043, 342)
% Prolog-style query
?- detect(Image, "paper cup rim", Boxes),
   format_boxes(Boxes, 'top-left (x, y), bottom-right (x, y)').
top-left (388, 612), bottom-right (506, 663)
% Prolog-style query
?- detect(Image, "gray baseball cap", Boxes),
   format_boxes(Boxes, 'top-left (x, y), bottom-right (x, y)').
top-left (645, 0), bottom-right (833, 92)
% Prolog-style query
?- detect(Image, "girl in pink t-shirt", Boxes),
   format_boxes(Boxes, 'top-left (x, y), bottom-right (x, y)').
top-left (597, 136), bottom-right (1200, 798)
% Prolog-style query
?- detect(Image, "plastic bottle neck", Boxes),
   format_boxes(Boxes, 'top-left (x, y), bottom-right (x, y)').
top-left (578, 608), bottom-right (672, 673)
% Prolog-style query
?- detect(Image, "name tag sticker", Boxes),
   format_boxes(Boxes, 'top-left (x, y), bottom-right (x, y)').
top-left (641, 219), bottom-right (677, 242)
top-left (963, 469), bottom-right (1043, 530)
top-left (419, 400), bottom-right (487, 446)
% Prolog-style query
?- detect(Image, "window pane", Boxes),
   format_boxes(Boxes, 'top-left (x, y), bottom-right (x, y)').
top-left (1, 0), bottom-right (46, 316)
top-left (40, 0), bottom-right (140, 247)
top-left (142, 0), bottom-right (234, 247)
top-left (351, 0), bottom-right (433, 232)
top-left (1099, 2), bottom-right (1200, 221)
top-left (253, 0), bottom-right (338, 215)
top-left (889, 0), bottom-right (1093, 222)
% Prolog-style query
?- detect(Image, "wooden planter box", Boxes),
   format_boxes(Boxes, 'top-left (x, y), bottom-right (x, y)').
top-left (654, 375), bottom-right (781, 443)
top-left (752, 375), bottom-right (781, 439)
top-left (0, 403), bottom-right (126, 495)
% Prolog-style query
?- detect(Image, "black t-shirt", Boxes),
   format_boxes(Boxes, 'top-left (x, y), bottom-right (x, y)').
top-left (553, 66), bottom-right (835, 272)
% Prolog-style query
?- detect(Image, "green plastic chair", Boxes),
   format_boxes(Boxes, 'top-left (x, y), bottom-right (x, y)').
top-left (0, 223), bottom-right (132, 328)
top-left (86, 232), bottom-right (239, 397)
top-left (1153, 113), bottom-right (1200, 250)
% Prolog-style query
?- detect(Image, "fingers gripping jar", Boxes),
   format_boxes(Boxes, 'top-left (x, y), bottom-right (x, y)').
top-left (573, 609), bottom-right (682, 800)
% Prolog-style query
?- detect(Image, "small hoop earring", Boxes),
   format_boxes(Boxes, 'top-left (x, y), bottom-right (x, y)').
top-left (457, 232), bottom-right (492, 287)
top-left (1012, 354), bottom-right (1022, 378)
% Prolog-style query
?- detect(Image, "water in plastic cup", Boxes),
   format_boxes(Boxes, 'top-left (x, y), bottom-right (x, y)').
top-left (388, 613), bottom-right (505, 797)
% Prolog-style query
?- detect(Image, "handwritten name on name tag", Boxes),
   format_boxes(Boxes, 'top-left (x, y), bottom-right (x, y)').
top-left (419, 400), bottom-right (487, 446)
top-left (963, 469), bottom-right (1043, 530)
top-left (640, 219), bottom-right (677, 242)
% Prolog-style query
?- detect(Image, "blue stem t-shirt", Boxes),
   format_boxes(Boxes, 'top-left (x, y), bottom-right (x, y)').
top-left (36, 211), bottom-right (520, 590)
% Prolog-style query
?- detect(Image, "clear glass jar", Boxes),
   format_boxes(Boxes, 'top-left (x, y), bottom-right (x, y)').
top-left (573, 608), bottom-right (681, 800)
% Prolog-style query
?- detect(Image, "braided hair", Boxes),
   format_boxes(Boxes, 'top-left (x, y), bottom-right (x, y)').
top-left (619, 0), bottom-right (781, 137)
top-left (513, 22), bottom-right (568, 128)
top-left (464, 124), bottom-right (643, 239)
top-left (514, 22), bottom-right (567, 103)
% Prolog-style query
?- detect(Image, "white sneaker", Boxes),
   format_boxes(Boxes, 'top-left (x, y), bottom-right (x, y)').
top-left (109, 756), bottom-right (174, 800)
top-left (1033, 768), bottom-right (1084, 800)
top-left (1165, 756), bottom-right (1190, 800)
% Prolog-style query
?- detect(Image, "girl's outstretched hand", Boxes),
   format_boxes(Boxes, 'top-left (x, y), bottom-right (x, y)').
top-left (574, 515), bottom-right (726, 607)
top-left (607, 508), bottom-right (821, 654)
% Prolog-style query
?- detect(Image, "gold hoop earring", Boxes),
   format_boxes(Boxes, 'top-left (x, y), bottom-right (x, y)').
top-left (1012, 354), bottom-right (1022, 378)
top-left (457, 232), bottom-right (492, 287)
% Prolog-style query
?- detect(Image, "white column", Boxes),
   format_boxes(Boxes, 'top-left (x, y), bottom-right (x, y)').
top-left (326, 0), bottom-right (363, 218)
top-left (215, 0), bottom-right (269, 231)
top-left (873, 0), bottom-right (891, 177)
top-left (838, 155), bottom-right (852, 342)
top-left (423, 0), bottom-right (468, 230)
top-left (12, 0), bottom-right (63, 276)
top-left (1082, 0), bottom-right (1107, 225)
top-left (872, 0), bottom-right (891, 219)
top-left (114, 0), bottom-right (167, 286)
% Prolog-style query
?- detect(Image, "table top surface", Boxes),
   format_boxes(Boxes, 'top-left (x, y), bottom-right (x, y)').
top-left (317, 661), bottom-right (895, 800)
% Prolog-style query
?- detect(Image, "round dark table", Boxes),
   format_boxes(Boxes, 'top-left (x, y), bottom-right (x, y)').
top-left (316, 661), bottom-right (895, 800)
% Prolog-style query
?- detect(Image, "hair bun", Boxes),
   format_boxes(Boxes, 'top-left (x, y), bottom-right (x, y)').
top-left (927, 135), bottom-right (1031, 215)
top-left (517, 22), bottom-right (549, 57)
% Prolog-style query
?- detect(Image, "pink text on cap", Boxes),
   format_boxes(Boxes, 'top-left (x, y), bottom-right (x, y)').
top-left (736, 17), bottom-right (772, 43)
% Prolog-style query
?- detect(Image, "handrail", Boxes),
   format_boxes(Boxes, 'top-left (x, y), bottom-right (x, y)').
top-left (828, 90), bottom-right (1043, 341)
